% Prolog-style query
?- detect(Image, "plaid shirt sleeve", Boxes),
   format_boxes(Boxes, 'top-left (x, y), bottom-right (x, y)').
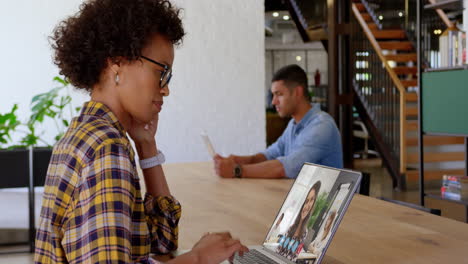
top-left (62, 141), bottom-right (158, 264)
top-left (144, 193), bottom-right (182, 254)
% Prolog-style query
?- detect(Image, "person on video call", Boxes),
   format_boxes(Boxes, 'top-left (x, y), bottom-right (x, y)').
top-left (306, 210), bottom-right (337, 257)
top-left (277, 181), bottom-right (322, 260)
top-left (34, 1), bottom-right (248, 263)
top-left (213, 65), bottom-right (343, 179)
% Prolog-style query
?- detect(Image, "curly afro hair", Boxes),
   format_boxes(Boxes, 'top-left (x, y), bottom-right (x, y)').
top-left (50, 0), bottom-right (185, 92)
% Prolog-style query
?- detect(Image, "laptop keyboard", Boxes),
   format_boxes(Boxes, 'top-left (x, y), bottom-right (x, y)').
top-left (234, 249), bottom-right (278, 264)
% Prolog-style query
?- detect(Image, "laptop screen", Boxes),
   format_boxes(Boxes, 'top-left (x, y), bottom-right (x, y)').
top-left (263, 163), bottom-right (361, 264)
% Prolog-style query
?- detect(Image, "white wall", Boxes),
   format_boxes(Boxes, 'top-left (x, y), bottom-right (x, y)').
top-left (0, 0), bottom-right (266, 163)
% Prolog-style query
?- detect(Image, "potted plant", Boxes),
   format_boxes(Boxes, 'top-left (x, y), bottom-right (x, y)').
top-left (0, 76), bottom-right (80, 188)
top-left (0, 76), bottom-right (80, 248)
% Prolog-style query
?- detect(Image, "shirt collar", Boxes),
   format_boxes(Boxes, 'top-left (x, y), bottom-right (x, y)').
top-left (294, 103), bottom-right (321, 129)
top-left (79, 101), bottom-right (127, 136)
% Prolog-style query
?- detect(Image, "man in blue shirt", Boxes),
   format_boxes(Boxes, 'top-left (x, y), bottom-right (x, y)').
top-left (214, 65), bottom-right (343, 179)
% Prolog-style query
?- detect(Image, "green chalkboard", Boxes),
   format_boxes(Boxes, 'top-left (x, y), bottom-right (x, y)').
top-left (422, 69), bottom-right (468, 135)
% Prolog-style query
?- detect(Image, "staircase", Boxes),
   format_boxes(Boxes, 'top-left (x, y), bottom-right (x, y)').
top-left (351, 0), bottom-right (465, 189)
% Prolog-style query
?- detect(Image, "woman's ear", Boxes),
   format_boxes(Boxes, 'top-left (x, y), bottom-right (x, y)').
top-left (107, 58), bottom-right (121, 74)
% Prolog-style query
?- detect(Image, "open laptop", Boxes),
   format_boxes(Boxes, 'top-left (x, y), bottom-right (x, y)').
top-left (231, 163), bottom-right (362, 264)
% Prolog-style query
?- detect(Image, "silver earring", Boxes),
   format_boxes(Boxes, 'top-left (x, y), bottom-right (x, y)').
top-left (115, 73), bottom-right (120, 84)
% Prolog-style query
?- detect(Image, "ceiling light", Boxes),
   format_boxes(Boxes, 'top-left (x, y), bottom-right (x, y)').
top-left (272, 12), bottom-right (279, 17)
top-left (378, 15), bottom-right (383, 20)
top-left (398, 12), bottom-right (403, 17)
top-left (296, 56), bottom-right (302, 62)
top-left (283, 15), bottom-right (290, 21)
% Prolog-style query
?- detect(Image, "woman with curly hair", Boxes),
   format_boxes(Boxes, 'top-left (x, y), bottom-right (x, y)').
top-left (34, 0), bottom-right (248, 263)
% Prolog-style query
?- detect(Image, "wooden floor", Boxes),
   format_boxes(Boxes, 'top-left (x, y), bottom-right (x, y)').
top-left (1, 158), bottom-right (466, 262)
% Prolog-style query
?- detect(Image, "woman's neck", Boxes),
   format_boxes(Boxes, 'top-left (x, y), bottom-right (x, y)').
top-left (91, 86), bottom-right (132, 131)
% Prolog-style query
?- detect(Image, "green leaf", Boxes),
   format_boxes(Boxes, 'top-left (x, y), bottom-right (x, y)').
top-left (307, 192), bottom-right (330, 229)
top-left (0, 75), bottom-right (74, 148)
top-left (61, 96), bottom-right (71, 107)
top-left (55, 132), bottom-right (64, 142)
top-left (53, 76), bottom-right (69, 86)
top-left (31, 94), bottom-right (43, 103)
top-left (20, 133), bottom-right (39, 147)
top-left (45, 111), bottom-right (57, 118)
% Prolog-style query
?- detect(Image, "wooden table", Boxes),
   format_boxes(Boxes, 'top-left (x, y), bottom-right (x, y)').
top-left (162, 162), bottom-right (468, 264)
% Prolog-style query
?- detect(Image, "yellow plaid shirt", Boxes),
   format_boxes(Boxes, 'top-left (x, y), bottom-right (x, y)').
top-left (34, 101), bottom-right (181, 263)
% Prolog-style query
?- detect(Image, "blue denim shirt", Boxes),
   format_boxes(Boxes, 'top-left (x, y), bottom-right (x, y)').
top-left (263, 104), bottom-right (343, 179)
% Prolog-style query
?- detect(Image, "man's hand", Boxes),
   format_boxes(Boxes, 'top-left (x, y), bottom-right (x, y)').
top-left (191, 232), bottom-right (249, 264)
top-left (213, 154), bottom-right (236, 178)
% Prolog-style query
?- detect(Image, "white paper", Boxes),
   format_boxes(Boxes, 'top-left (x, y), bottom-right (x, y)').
top-left (201, 132), bottom-right (216, 158)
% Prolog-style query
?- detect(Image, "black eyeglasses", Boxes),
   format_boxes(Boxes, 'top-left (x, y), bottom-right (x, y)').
top-left (141, 55), bottom-right (172, 88)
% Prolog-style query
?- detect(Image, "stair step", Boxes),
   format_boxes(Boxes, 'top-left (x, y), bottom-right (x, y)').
top-left (407, 120), bottom-right (418, 131)
top-left (361, 13), bottom-right (373, 22)
top-left (406, 92), bottom-right (418, 102)
top-left (372, 30), bottom-right (406, 39)
top-left (385, 53), bottom-right (417, 62)
top-left (407, 152), bottom-right (465, 163)
top-left (368, 23), bottom-right (379, 30)
top-left (406, 136), bottom-right (465, 146)
top-left (406, 169), bottom-right (466, 182)
top-left (406, 106), bottom-right (418, 117)
top-left (379, 41), bottom-right (414, 51)
top-left (401, 79), bottom-right (418, 87)
top-left (359, 93), bottom-right (414, 103)
top-left (393, 66), bottom-right (418, 75)
top-left (355, 3), bottom-right (366, 12)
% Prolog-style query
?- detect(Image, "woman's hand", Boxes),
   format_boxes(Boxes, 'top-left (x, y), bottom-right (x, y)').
top-left (128, 114), bottom-right (158, 144)
top-left (128, 114), bottom-right (159, 158)
top-left (191, 232), bottom-right (249, 264)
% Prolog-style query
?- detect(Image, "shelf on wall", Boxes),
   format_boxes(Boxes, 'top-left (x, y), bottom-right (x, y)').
top-left (423, 132), bottom-right (468, 137)
top-left (426, 192), bottom-right (468, 206)
top-left (425, 65), bottom-right (468, 72)
top-left (424, 0), bottom-right (464, 11)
